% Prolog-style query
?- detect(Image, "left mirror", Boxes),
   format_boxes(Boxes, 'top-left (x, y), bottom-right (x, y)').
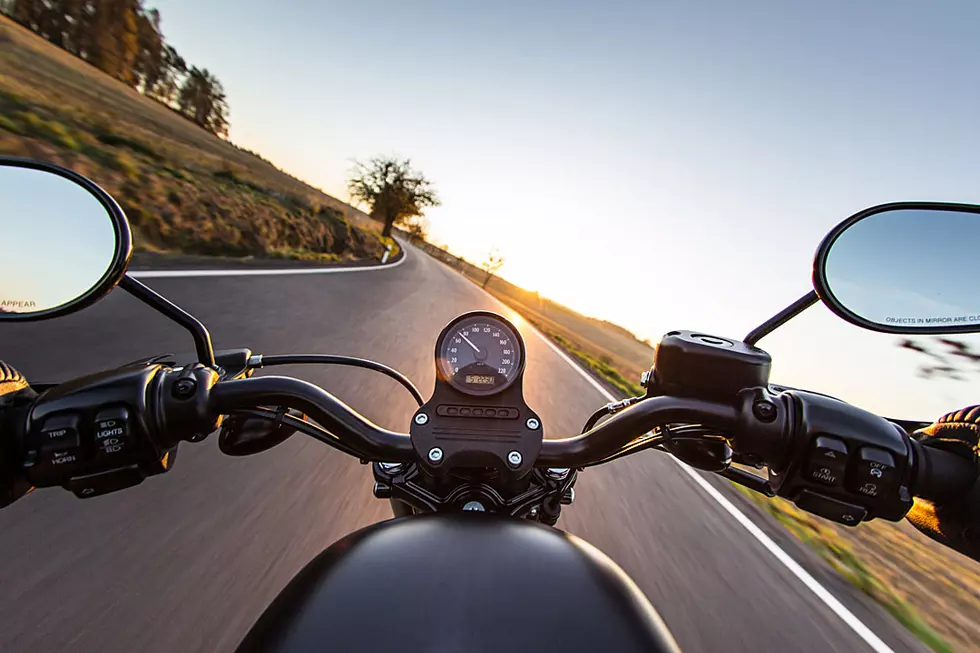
top-left (0, 157), bottom-right (131, 321)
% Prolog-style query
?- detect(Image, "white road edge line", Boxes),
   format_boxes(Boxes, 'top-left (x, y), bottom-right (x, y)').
top-left (481, 292), bottom-right (895, 653)
top-left (129, 244), bottom-right (407, 279)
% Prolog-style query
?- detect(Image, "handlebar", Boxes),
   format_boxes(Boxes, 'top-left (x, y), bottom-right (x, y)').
top-left (210, 376), bottom-right (415, 461)
top-left (909, 438), bottom-right (978, 503)
top-left (537, 396), bottom-right (740, 467)
top-left (16, 361), bottom-right (979, 527)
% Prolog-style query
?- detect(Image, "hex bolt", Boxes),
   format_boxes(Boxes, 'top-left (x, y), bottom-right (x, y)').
top-left (379, 462), bottom-right (404, 474)
top-left (172, 378), bottom-right (197, 399)
top-left (414, 413), bottom-right (429, 425)
top-left (752, 400), bottom-right (777, 423)
top-left (526, 417), bottom-right (540, 430)
top-left (507, 450), bottom-right (523, 467)
top-left (428, 447), bottom-right (444, 463)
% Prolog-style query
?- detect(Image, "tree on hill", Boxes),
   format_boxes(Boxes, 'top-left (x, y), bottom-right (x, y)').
top-left (145, 43), bottom-right (186, 104)
top-left (481, 248), bottom-right (504, 289)
top-left (134, 7), bottom-right (165, 91)
top-left (178, 67), bottom-right (229, 137)
top-left (1, 0), bottom-right (230, 137)
top-left (85, 0), bottom-right (141, 85)
top-left (347, 157), bottom-right (440, 238)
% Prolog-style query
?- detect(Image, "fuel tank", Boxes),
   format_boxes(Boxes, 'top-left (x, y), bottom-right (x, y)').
top-left (237, 514), bottom-right (680, 653)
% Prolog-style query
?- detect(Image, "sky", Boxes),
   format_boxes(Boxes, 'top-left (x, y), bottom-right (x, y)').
top-left (148, 0), bottom-right (980, 419)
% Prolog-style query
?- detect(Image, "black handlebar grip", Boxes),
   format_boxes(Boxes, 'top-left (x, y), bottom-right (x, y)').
top-left (911, 439), bottom-right (979, 503)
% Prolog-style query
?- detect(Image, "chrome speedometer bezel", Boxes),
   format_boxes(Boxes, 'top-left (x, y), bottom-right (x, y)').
top-left (434, 311), bottom-right (527, 397)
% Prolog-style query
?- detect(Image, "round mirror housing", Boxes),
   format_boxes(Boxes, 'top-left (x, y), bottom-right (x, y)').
top-left (0, 157), bottom-right (132, 321)
top-left (813, 202), bottom-right (980, 335)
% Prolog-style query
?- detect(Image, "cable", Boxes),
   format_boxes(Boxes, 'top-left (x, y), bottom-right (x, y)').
top-left (581, 405), bottom-right (612, 433)
top-left (580, 396), bottom-right (644, 433)
top-left (254, 354), bottom-right (424, 406)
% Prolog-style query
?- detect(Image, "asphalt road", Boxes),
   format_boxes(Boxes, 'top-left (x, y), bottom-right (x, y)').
top-left (0, 245), bottom-right (926, 653)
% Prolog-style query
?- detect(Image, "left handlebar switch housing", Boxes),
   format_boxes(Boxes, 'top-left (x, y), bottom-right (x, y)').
top-left (23, 363), bottom-right (220, 498)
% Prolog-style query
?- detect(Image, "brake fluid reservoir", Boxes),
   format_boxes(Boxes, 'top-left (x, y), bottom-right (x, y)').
top-left (649, 331), bottom-right (772, 399)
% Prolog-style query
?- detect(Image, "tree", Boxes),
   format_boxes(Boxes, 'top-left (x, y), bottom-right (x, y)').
top-left (896, 337), bottom-right (980, 382)
top-left (177, 66), bottom-right (229, 137)
top-left (85, 0), bottom-right (141, 85)
top-left (146, 43), bottom-right (187, 105)
top-left (134, 7), bottom-right (165, 94)
top-left (481, 248), bottom-right (504, 289)
top-left (0, 0), bottom-right (230, 134)
top-left (347, 157), bottom-right (440, 238)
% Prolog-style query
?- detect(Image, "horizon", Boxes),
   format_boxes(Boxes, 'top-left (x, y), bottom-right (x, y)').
top-left (149, 0), bottom-right (980, 418)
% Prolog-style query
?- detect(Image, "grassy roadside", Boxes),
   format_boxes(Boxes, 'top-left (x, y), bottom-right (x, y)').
top-left (521, 318), bottom-right (644, 397)
top-left (416, 241), bottom-right (980, 653)
top-left (0, 15), bottom-right (385, 263)
top-left (735, 487), bottom-right (960, 653)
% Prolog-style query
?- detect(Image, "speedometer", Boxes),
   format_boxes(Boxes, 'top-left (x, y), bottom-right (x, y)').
top-left (436, 312), bottom-right (525, 396)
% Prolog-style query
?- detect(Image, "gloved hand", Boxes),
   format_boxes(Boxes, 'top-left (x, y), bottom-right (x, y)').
top-left (0, 361), bottom-right (35, 508)
top-left (906, 406), bottom-right (980, 562)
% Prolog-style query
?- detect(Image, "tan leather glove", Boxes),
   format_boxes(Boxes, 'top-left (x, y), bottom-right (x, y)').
top-left (0, 361), bottom-right (35, 508)
top-left (906, 406), bottom-right (980, 562)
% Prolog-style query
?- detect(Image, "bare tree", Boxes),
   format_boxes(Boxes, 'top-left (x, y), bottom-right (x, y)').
top-left (896, 337), bottom-right (980, 382)
top-left (347, 157), bottom-right (440, 238)
top-left (481, 248), bottom-right (504, 289)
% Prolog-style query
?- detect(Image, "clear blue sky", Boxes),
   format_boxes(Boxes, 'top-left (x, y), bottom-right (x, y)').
top-left (151, 0), bottom-right (980, 418)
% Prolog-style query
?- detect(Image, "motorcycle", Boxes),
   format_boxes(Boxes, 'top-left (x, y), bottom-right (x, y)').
top-left (1, 155), bottom-right (978, 653)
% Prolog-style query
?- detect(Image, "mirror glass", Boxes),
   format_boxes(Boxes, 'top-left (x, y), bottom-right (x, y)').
top-left (0, 163), bottom-right (127, 319)
top-left (818, 206), bottom-right (980, 333)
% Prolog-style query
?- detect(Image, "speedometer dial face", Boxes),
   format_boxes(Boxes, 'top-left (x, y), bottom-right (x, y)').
top-left (437, 313), bottom-right (524, 396)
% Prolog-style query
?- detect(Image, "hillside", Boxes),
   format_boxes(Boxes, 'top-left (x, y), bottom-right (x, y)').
top-left (0, 14), bottom-right (385, 263)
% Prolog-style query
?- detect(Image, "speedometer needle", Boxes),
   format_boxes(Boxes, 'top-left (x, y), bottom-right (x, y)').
top-left (458, 331), bottom-right (481, 353)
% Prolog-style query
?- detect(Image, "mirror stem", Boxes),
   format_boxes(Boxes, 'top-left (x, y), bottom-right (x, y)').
top-left (743, 291), bottom-right (819, 346)
top-left (119, 275), bottom-right (216, 367)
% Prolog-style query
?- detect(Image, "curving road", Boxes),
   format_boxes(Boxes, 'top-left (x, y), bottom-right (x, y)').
top-left (0, 244), bottom-right (925, 653)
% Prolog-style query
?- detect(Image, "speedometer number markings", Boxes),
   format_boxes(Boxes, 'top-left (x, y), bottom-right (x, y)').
top-left (437, 314), bottom-right (523, 395)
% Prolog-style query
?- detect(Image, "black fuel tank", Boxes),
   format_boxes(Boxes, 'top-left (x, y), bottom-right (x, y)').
top-left (237, 514), bottom-right (679, 653)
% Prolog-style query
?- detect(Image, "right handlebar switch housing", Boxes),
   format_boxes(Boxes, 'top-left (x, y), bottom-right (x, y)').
top-left (770, 391), bottom-right (913, 526)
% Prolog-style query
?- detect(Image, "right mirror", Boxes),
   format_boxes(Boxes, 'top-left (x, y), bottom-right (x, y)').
top-left (814, 202), bottom-right (980, 335)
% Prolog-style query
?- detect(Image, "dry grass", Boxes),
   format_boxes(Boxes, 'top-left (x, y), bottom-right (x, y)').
top-left (0, 15), bottom-right (387, 261)
top-left (740, 489), bottom-right (980, 652)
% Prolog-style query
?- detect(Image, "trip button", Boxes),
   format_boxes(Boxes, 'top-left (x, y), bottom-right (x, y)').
top-left (93, 406), bottom-right (132, 458)
top-left (847, 447), bottom-right (898, 499)
top-left (38, 413), bottom-right (81, 452)
top-left (796, 490), bottom-right (867, 527)
top-left (805, 436), bottom-right (848, 487)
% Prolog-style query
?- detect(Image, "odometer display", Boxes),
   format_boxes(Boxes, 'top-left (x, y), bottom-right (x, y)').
top-left (437, 313), bottom-right (524, 396)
